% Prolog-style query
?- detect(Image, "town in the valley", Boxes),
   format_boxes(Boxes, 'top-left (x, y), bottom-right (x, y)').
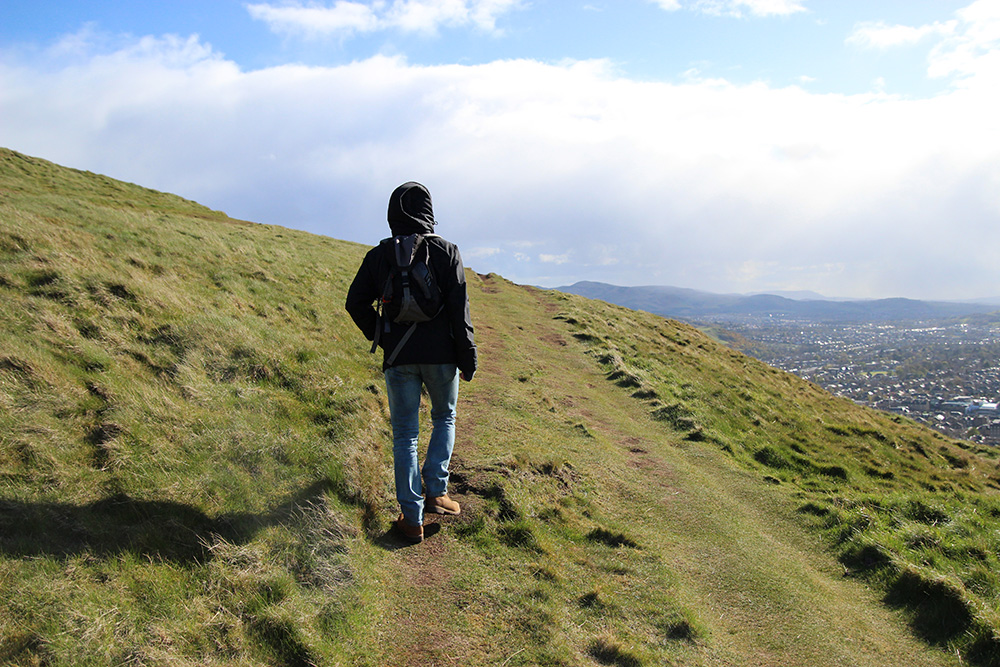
top-left (698, 315), bottom-right (1000, 446)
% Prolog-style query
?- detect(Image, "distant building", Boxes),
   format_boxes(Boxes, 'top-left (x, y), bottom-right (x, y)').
top-left (984, 420), bottom-right (1000, 442)
top-left (967, 402), bottom-right (1000, 417)
top-left (941, 397), bottom-right (975, 413)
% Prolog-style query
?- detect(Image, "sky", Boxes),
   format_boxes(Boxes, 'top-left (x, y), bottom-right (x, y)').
top-left (2, 0), bottom-right (999, 300)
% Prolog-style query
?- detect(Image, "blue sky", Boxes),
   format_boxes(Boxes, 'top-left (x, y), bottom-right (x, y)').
top-left (2, 1), bottom-right (965, 93)
top-left (2, 1), bottom-right (999, 299)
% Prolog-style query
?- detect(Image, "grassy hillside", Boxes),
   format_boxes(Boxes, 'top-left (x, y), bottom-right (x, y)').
top-left (2, 147), bottom-right (999, 666)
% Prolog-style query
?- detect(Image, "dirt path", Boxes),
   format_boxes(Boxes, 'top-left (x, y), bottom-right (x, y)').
top-left (376, 280), bottom-right (507, 666)
top-left (380, 526), bottom-right (464, 667)
top-left (553, 362), bottom-right (961, 666)
top-left (627, 438), bottom-right (957, 666)
top-left (374, 276), bottom-right (960, 666)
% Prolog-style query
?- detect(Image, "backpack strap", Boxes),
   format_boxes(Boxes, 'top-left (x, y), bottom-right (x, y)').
top-left (385, 322), bottom-right (418, 366)
top-left (370, 274), bottom-right (390, 354)
top-left (370, 239), bottom-right (395, 354)
top-left (396, 236), bottom-right (417, 317)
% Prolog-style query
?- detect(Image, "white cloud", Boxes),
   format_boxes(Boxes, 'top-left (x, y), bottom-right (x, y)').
top-left (246, 0), bottom-right (522, 37)
top-left (246, 2), bottom-right (380, 37)
top-left (648, 0), bottom-right (682, 11)
top-left (846, 0), bottom-right (1000, 89)
top-left (464, 246), bottom-right (502, 259)
top-left (690, 0), bottom-right (807, 19)
top-left (927, 0), bottom-right (1000, 84)
top-left (847, 20), bottom-right (955, 50)
top-left (1, 17), bottom-right (999, 300)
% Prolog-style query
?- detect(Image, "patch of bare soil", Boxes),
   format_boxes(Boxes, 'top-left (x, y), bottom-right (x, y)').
top-left (540, 332), bottom-right (568, 347)
top-left (383, 513), bottom-right (466, 667)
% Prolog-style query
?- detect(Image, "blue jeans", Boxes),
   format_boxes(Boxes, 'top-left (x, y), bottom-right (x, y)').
top-left (384, 363), bottom-right (459, 526)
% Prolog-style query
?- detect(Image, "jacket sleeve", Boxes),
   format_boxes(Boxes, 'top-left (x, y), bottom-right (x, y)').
top-left (345, 248), bottom-right (380, 342)
top-left (446, 247), bottom-right (478, 380)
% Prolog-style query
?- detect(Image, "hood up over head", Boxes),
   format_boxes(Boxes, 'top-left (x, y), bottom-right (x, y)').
top-left (388, 182), bottom-right (436, 236)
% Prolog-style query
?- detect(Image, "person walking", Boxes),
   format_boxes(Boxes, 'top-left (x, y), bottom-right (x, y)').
top-left (345, 182), bottom-right (477, 544)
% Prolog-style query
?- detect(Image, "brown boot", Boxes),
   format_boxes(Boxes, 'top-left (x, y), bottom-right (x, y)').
top-left (425, 494), bottom-right (461, 516)
top-left (394, 514), bottom-right (423, 544)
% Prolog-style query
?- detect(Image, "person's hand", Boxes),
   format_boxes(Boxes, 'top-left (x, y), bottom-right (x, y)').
top-left (460, 371), bottom-right (472, 382)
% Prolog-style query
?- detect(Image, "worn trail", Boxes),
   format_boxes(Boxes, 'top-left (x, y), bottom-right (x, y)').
top-left (375, 276), bottom-right (959, 666)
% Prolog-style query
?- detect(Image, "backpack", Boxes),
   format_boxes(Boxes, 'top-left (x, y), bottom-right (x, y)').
top-left (370, 233), bottom-right (444, 364)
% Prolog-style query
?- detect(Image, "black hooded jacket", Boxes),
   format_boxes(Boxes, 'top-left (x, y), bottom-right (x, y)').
top-left (345, 182), bottom-right (477, 379)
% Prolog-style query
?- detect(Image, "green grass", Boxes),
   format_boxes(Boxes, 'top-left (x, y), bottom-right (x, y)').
top-left (1, 148), bottom-right (388, 665)
top-left (551, 292), bottom-right (1000, 664)
top-left (1, 146), bottom-right (997, 666)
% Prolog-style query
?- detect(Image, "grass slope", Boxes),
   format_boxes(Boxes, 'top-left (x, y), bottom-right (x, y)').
top-left (1, 147), bottom-right (998, 666)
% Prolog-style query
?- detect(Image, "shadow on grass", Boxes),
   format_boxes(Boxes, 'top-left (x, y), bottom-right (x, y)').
top-left (884, 569), bottom-right (971, 646)
top-left (880, 568), bottom-right (1000, 667)
top-left (0, 480), bottom-right (333, 563)
top-left (373, 522), bottom-right (441, 551)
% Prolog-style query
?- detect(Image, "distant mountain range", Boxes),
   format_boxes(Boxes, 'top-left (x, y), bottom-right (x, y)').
top-left (555, 281), bottom-right (1000, 322)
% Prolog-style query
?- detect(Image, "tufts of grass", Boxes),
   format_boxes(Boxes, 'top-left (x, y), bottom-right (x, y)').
top-left (0, 148), bottom-right (390, 665)
top-left (3, 146), bottom-right (992, 666)
top-left (588, 634), bottom-right (646, 667)
top-left (587, 528), bottom-right (639, 549)
top-left (554, 292), bottom-right (1000, 663)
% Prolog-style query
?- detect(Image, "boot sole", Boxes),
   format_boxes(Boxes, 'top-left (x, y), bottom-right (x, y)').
top-left (425, 505), bottom-right (461, 516)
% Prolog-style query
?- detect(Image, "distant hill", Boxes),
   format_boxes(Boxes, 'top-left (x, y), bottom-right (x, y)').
top-left (4, 147), bottom-right (1000, 666)
top-left (557, 280), bottom-right (1000, 322)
